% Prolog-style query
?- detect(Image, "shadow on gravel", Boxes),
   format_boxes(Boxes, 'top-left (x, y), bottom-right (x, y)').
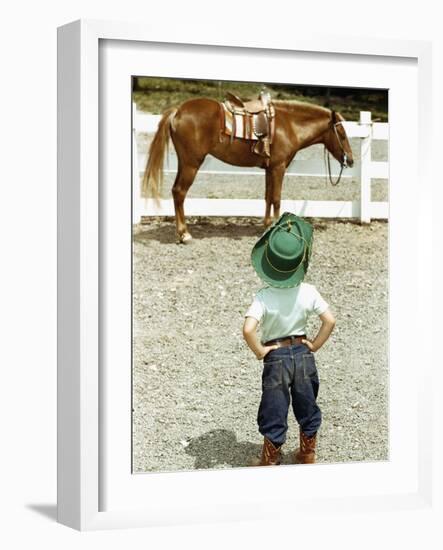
top-left (134, 220), bottom-right (265, 245)
top-left (133, 217), bottom-right (378, 245)
top-left (185, 429), bottom-right (295, 470)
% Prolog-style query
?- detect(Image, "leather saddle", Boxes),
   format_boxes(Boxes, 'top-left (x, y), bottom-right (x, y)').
top-left (225, 91), bottom-right (268, 114)
top-left (222, 91), bottom-right (276, 163)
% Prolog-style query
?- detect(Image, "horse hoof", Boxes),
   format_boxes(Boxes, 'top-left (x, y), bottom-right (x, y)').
top-left (177, 233), bottom-right (193, 245)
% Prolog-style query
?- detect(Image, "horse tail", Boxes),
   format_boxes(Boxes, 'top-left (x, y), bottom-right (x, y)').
top-left (141, 107), bottom-right (177, 201)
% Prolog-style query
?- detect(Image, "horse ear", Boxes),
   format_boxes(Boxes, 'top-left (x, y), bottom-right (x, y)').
top-left (331, 110), bottom-right (337, 123)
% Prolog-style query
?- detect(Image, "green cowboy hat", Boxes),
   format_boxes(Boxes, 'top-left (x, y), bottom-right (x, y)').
top-left (251, 212), bottom-right (313, 288)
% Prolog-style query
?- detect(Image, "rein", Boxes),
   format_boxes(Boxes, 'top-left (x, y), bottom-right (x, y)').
top-left (325, 148), bottom-right (345, 186)
top-left (324, 118), bottom-right (348, 186)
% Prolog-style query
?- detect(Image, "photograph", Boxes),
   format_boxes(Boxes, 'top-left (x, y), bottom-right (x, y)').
top-left (131, 76), bottom-right (389, 473)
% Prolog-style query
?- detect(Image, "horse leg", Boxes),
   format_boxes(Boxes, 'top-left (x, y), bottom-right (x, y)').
top-left (264, 169), bottom-right (273, 227)
top-left (172, 164), bottom-right (199, 243)
top-left (269, 164), bottom-right (286, 222)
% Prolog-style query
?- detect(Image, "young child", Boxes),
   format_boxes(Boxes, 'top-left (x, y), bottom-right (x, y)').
top-left (243, 212), bottom-right (335, 466)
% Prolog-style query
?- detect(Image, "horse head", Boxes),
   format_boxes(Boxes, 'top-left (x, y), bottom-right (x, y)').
top-left (323, 110), bottom-right (354, 168)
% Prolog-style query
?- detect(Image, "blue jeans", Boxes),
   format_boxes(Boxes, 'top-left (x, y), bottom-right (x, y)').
top-left (257, 344), bottom-right (321, 446)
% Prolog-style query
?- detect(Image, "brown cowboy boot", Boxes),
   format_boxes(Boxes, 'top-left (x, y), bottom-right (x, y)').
top-left (250, 437), bottom-right (282, 466)
top-left (294, 429), bottom-right (317, 464)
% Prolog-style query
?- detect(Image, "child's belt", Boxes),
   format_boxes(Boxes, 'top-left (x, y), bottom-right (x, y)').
top-left (264, 335), bottom-right (306, 348)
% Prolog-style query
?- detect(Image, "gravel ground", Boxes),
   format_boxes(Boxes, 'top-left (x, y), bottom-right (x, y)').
top-left (132, 217), bottom-right (388, 473)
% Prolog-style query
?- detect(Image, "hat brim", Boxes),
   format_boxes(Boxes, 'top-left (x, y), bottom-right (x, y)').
top-left (251, 213), bottom-right (312, 288)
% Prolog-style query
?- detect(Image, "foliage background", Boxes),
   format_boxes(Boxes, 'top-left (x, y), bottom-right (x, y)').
top-left (133, 77), bottom-right (388, 121)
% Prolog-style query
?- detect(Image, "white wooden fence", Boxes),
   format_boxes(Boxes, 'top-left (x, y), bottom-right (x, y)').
top-left (132, 105), bottom-right (388, 224)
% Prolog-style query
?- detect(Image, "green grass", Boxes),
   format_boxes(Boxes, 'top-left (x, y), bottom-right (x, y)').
top-left (132, 77), bottom-right (388, 122)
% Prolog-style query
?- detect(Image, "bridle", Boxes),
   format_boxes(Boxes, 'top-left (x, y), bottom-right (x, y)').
top-left (324, 114), bottom-right (349, 186)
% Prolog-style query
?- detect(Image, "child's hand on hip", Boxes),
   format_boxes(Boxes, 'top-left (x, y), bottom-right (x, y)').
top-left (301, 339), bottom-right (318, 352)
top-left (256, 345), bottom-right (279, 360)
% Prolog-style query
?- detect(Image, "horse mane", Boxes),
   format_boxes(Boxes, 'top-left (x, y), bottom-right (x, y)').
top-left (273, 99), bottom-right (331, 121)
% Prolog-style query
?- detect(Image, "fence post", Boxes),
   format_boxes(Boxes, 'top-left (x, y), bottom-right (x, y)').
top-left (359, 111), bottom-right (372, 224)
top-left (132, 102), bottom-right (142, 225)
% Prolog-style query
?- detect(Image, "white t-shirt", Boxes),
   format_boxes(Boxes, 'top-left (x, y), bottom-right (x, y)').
top-left (245, 283), bottom-right (329, 343)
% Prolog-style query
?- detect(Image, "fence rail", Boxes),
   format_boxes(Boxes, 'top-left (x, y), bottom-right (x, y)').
top-left (132, 106), bottom-right (388, 224)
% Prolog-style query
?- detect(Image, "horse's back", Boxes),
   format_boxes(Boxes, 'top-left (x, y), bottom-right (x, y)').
top-left (178, 97), bottom-right (220, 112)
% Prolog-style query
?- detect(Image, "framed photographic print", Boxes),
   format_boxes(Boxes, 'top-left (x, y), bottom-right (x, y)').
top-left (131, 75), bottom-right (389, 476)
top-left (57, 19), bottom-right (433, 530)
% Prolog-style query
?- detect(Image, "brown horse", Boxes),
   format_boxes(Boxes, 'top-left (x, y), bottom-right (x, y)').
top-left (142, 98), bottom-right (354, 242)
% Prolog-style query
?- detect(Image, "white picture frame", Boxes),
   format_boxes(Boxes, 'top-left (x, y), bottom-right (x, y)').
top-left (57, 19), bottom-right (434, 531)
